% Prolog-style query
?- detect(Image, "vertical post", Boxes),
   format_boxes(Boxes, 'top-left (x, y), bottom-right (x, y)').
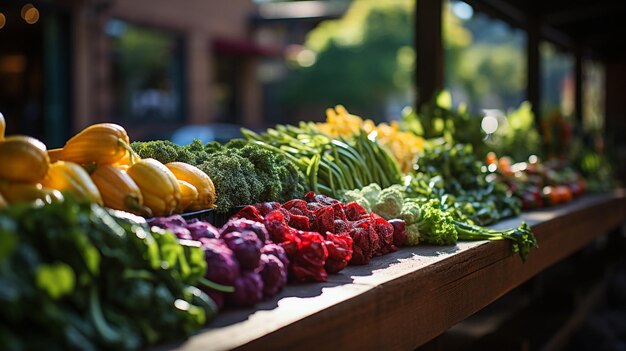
top-left (241, 58), bottom-right (262, 128)
top-left (73, 2), bottom-right (91, 132)
top-left (43, 12), bottom-right (70, 147)
top-left (415, 0), bottom-right (444, 108)
top-left (574, 46), bottom-right (583, 126)
top-left (526, 15), bottom-right (542, 131)
top-left (187, 32), bottom-right (211, 124)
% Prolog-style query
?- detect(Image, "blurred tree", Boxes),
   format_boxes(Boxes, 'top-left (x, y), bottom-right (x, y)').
top-left (282, 0), bottom-right (414, 120)
top-left (282, 0), bottom-right (526, 120)
top-left (444, 3), bottom-right (526, 114)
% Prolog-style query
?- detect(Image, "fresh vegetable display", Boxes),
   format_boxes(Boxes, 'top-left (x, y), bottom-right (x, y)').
top-left (0, 119), bottom-right (216, 217)
top-left (0, 199), bottom-right (223, 350)
top-left (150, 215), bottom-right (288, 308)
top-left (0, 135), bottom-right (50, 183)
top-left (316, 105), bottom-right (425, 173)
top-left (242, 123), bottom-right (403, 199)
top-left (233, 191), bottom-right (405, 278)
top-left (132, 139), bottom-right (306, 212)
top-left (343, 183), bottom-right (537, 261)
top-left (408, 143), bottom-right (521, 226)
top-left (42, 161), bottom-right (104, 206)
top-left (486, 153), bottom-right (586, 209)
top-left (90, 165), bottom-right (150, 216)
top-left (1, 90), bottom-right (615, 350)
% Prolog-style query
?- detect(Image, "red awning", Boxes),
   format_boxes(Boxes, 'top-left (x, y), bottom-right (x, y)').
top-left (212, 38), bottom-right (282, 57)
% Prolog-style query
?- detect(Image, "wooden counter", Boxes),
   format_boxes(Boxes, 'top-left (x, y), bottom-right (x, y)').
top-left (162, 191), bottom-right (626, 351)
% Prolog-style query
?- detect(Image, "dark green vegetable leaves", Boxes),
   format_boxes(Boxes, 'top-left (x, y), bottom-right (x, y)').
top-left (0, 199), bottom-right (216, 350)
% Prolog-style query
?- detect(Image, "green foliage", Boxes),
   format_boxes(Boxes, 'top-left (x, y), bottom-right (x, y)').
top-left (401, 92), bottom-right (487, 156)
top-left (283, 0), bottom-right (414, 116)
top-left (415, 199), bottom-right (458, 246)
top-left (486, 101), bottom-right (543, 160)
top-left (455, 220), bottom-right (537, 262)
top-left (0, 200), bottom-right (215, 350)
top-left (443, 5), bottom-right (526, 114)
top-left (409, 142), bottom-right (521, 226)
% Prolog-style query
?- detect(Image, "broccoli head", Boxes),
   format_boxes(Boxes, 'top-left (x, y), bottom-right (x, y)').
top-left (371, 185), bottom-right (404, 219)
top-left (341, 189), bottom-right (372, 211)
top-left (406, 223), bottom-right (420, 246)
top-left (204, 141), bottom-right (224, 154)
top-left (416, 199), bottom-right (458, 246)
top-left (132, 140), bottom-right (183, 164)
top-left (224, 138), bottom-right (249, 149)
top-left (360, 183), bottom-right (382, 207)
top-left (272, 152), bottom-right (306, 202)
top-left (232, 144), bottom-right (282, 202)
top-left (131, 139), bottom-right (201, 164)
top-left (198, 153), bottom-right (263, 212)
top-left (184, 139), bottom-right (210, 164)
top-left (398, 201), bottom-right (421, 224)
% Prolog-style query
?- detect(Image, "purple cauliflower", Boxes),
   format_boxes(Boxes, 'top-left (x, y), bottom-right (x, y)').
top-left (150, 215), bottom-right (192, 240)
top-left (228, 271), bottom-right (264, 307)
top-left (221, 230), bottom-right (263, 271)
top-left (261, 243), bottom-right (289, 269)
top-left (221, 218), bottom-right (269, 244)
top-left (199, 238), bottom-right (240, 285)
top-left (169, 226), bottom-right (192, 240)
top-left (150, 215), bottom-right (186, 228)
top-left (186, 221), bottom-right (219, 241)
top-left (259, 254), bottom-right (287, 298)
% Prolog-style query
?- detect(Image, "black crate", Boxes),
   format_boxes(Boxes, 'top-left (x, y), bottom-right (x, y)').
top-left (179, 206), bottom-right (246, 228)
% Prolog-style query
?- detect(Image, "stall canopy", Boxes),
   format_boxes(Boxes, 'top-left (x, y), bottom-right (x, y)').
top-left (464, 0), bottom-right (626, 60)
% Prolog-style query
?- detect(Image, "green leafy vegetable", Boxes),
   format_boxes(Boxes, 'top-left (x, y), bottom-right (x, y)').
top-left (0, 199), bottom-right (217, 350)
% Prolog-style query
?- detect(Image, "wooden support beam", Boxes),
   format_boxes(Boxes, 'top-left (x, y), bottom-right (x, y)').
top-left (527, 15), bottom-right (542, 130)
top-left (415, 0), bottom-right (443, 108)
top-left (574, 47), bottom-right (583, 126)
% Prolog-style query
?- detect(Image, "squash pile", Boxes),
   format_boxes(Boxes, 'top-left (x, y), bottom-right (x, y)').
top-left (0, 114), bottom-right (216, 216)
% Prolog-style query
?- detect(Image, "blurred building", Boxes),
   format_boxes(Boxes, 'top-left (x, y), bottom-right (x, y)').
top-left (0, 0), bottom-right (280, 145)
top-left (251, 1), bottom-right (349, 124)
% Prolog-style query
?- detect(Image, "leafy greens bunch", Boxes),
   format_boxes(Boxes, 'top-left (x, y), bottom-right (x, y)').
top-left (0, 199), bottom-right (217, 351)
top-left (409, 142), bottom-right (521, 225)
top-left (342, 183), bottom-right (537, 261)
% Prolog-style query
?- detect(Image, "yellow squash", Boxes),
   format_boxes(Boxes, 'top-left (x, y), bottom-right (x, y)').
top-left (165, 162), bottom-right (216, 210)
top-left (127, 159), bottom-right (181, 216)
top-left (115, 164), bottom-right (130, 172)
top-left (113, 150), bottom-right (134, 167)
top-left (42, 161), bottom-right (103, 205)
top-left (176, 179), bottom-right (199, 212)
top-left (47, 148), bottom-right (63, 163)
top-left (0, 181), bottom-right (63, 205)
top-left (0, 135), bottom-right (50, 183)
top-left (58, 123), bottom-right (133, 165)
top-left (90, 165), bottom-right (150, 216)
top-left (0, 112), bottom-right (5, 141)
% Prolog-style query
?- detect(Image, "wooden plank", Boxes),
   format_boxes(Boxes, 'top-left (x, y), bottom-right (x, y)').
top-left (415, 0), bottom-right (443, 108)
top-left (161, 191), bottom-right (626, 351)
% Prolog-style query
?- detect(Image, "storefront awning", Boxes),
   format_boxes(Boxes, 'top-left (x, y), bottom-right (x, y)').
top-left (213, 38), bottom-right (282, 57)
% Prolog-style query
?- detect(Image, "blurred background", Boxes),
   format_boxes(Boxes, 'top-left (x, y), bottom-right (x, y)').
top-left (0, 0), bottom-right (624, 179)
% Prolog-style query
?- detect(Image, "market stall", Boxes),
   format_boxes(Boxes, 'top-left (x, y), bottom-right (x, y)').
top-left (160, 191), bottom-right (626, 350)
top-left (1, 103), bottom-right (623, 350)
